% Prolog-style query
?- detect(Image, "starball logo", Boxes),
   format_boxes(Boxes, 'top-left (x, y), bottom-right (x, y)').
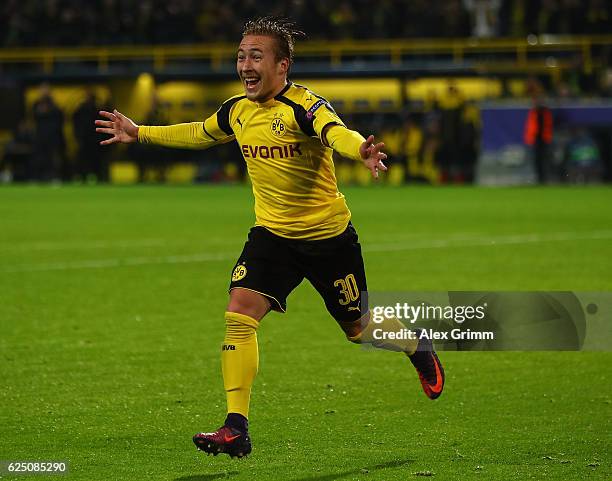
top-left (241, 143), bottom-right (302, 159)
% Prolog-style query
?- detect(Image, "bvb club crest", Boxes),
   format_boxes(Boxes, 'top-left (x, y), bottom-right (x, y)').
top-left (270, 118), bottom-right (286, 137)
top-left (232, 264), bottom-right (247, 281)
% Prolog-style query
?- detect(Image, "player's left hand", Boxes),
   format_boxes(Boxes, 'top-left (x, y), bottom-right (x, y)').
top-left (359, 135), bottom-right (388, 179)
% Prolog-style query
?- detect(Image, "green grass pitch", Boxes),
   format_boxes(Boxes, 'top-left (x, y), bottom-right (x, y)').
top-left (1, 185), bottom-right (610, 481)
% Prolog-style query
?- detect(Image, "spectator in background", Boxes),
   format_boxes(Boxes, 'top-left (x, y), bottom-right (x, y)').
top-left (129, 94), bottom-right (170, 182)
top-left (537, 0), bottom-right (561, 34)
top-left (463, 0), bottom-right (501, 38)
top-left (152, 0), bottom-right (197, 44)
top-left (524, 96), bottom-right (553, 184)
top-left (328, 0), bottom-right (357, 40)
top-left (499, 0), bottom-right (534, 36)
top-left (32, 83), bottom-right (66, 181)
top-left (2, 1), bottom-right (35, 46)
top-left (555, 81), bottom-right (577, 100)
top-left (73, 90), bottom-right (108, 183)
top-left (585, 0), bottom-right (611, 35)
top-left (441, 0), bottom-right (471, 38)
top-left (564, 127), bottom-right (603, 184)
top-left (535, 0), bottom-right (586, 35)
top-left (438, 82), bottom-right (465, 183)
top-left (1, 0), bottom-right (607, 46)
top-left (559, 0), bottom-right (587, 35)
top-left (398, 114), bottom-right (425, 182)
top-left (1, 119), bottom-right (34, 182)
top-left (420, 116), bottom-right (442, 185)
top-left (460, 101), bottom-right (481, 183)
top-left (36, 0), bottom-right (62, 46)
top-left (601, 70), bottom-right (612, 98)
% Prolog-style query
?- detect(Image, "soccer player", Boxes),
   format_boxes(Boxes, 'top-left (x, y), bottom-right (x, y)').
top-left (96, 17), bottom-right (444, 459)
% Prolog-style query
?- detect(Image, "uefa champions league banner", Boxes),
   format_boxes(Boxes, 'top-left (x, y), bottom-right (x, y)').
top-left (360, 292), bottom-right (610, 351)
top-left (481, 102), bottom-right (612, 151)
top-left (478, 101), bottom-right (612, 185)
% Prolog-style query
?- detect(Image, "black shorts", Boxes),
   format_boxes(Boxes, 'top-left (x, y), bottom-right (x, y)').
top-left (229, 223), bottom-right (367, 323)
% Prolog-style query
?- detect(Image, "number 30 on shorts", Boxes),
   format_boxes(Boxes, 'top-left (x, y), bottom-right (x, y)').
top-left (333, 274), bottom-right (360, 305)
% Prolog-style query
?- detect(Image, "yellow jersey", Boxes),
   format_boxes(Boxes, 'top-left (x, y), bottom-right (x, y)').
top-left (139, 82), bottom-right (365, 240)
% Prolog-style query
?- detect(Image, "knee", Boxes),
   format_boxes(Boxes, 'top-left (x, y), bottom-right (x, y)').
top-left (227, 288), bottom-right (270, 321)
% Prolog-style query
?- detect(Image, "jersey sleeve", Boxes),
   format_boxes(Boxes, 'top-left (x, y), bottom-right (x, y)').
top-left (138, 97), bottom-right (241, 149)
top-left (302, 93), bottom-right (365, 161)
top-left (323, 124), bottom-right (366, 162)
top-left (309, 99), bottom-right (346, 137)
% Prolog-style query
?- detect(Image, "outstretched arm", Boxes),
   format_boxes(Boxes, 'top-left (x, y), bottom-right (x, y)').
top-left (323, 124), bottom-right (388, 179)
top-left (308, 98), bottom-right (388, 179)
top-left (95, 109), bottom-right (232, 149)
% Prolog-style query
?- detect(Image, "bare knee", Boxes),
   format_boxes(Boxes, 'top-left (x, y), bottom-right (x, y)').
top-left (227, 288), bottom-right (271, 321)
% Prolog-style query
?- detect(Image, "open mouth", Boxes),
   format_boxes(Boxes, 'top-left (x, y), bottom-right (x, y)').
top-left (243, 77), bottom-right (261, 91)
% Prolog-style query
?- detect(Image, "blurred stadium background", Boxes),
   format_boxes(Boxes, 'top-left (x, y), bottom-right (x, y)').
top-left (2, 4), bottom-right (612, 480)
top-left (1, 0), bottom-right (611, 186)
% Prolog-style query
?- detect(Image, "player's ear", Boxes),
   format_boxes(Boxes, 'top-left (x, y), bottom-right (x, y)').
top-left (278, 58), bottom-right (289, 75)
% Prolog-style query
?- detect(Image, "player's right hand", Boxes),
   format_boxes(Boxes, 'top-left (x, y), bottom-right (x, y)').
top-left (95, 109), bottom-right (139, 145)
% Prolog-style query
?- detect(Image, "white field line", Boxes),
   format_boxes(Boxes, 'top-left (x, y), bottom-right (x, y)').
top-left (362, 230), bottom-right (612, 253)
top-left (0, 238), bottom-right (169, 252)
top-left (0, 252), bottom-right (234, 273)
top-left (2, 230), bottom-right (612, 274)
